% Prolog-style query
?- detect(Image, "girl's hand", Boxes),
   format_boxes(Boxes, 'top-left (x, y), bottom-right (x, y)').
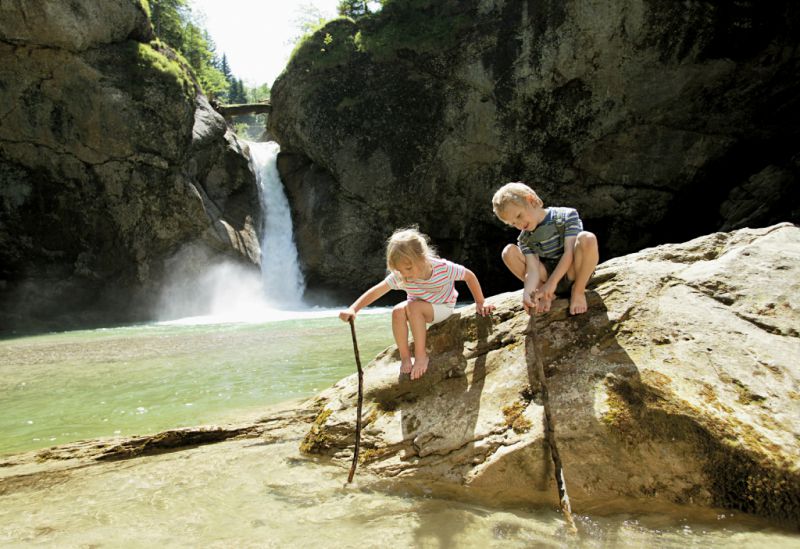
top-left (476, 302), bottom-right (495, 316)
top-left (339, 308), bottom-right (356, 322)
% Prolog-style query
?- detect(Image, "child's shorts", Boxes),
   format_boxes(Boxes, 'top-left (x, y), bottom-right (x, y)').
top-left (540, 257), bottom-right (574, 297)
top-left (429, 303), bottom-right (456, 325)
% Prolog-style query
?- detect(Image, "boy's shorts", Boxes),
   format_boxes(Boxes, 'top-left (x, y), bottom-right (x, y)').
top-left (540, 257), bottom-right (574, 297)
top-left (429, 303), bottom-right (456, 325)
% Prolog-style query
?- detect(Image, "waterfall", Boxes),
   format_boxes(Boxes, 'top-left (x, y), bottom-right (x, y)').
top-left (248, 141), bottom-right (306, 307)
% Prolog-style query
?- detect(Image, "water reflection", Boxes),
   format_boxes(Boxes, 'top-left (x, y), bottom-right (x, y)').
top-left (0, 438), bottom-right (794, 548)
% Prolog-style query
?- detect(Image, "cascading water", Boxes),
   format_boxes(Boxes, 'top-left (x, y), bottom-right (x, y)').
top-left (157, 140), bottom-right (322, 323)
top-left (248, 141), bottom-right (306, 308)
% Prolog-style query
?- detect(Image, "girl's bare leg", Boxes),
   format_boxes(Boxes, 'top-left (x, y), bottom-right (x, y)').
top-left (569, 231), bottom-right (599, 315)
top-left (407, 300), bottom-right (434, 380)
top-left (392, 302), bottom-right (413, 373)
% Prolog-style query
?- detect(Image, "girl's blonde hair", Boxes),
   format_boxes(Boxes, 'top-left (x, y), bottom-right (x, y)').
top-left (386, 227), bottom-right (437, 280)
top-left (491, 181), bottom-right (544, 217)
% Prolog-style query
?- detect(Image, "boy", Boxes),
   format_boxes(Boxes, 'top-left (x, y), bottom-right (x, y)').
top-left (492, 182), bottom-right (599, 315)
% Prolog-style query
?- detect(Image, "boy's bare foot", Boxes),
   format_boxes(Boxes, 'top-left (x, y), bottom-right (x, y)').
top-left (570, 289), bottom-right (588, 315)
top-left (410, 355), bottom-right (429, 380)
top-left (400, 357), bottom-right (413, 374)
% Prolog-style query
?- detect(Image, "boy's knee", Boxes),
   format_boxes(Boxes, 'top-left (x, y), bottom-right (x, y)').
top-left (501, 244), bottom-right (519, 261)
top-left (577, 231), bottom-right (597, 248)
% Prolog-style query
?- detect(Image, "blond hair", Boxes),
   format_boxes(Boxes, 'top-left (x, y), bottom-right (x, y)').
top-left (491, 181), bottom-right (543, 217)
top-left (386, 227), bottom-right (437, 281)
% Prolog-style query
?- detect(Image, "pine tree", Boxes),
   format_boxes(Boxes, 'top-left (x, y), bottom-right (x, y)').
top-left (337, 0), bottom-right (371, 19)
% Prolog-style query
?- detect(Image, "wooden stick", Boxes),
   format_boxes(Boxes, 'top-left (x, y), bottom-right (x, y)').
top-left (529, 313), bottom-right (578, 534)
top-left (347, 317), bottom-right (365, 483)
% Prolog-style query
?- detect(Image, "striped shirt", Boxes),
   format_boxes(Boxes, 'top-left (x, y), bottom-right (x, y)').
top-left (518, 207), bottom-right (583, 259)
top-left (385, 258), bottom-right (466, 305)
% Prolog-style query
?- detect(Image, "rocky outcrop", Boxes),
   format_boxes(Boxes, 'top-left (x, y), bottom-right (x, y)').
top-left (270, 0), bottom-right (800, 299)
top-left (299, 223), bottom-right (800, 525)
top-left (0, 0), bottom-right (260, 332)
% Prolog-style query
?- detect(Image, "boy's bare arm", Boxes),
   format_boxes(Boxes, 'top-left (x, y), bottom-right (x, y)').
top-left (541, 236), bottom-right (577, 300)
top-left (463, 269), bottom-right (494, 316)
top-left (522, 254), bottom-right (541, 312)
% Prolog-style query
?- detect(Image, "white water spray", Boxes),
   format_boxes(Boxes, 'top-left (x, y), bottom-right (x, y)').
top-left (249, 141), bottom-right (306, 308)
top-left (157, 141), bottom-right (313, 324)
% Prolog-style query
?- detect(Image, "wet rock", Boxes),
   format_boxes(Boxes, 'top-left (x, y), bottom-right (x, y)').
top-left (300, 223), bottom-right (800, 525)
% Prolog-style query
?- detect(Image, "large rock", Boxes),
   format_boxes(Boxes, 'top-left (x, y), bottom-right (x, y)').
top-left (0, 0), bottom-right (260, 332)
top-left (300, 223), bottom-right (800, 525)
top-left (269, 0), bottom-right (800, 299)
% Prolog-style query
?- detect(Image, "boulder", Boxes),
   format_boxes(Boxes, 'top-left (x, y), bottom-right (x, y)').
top-left (0, 0), bottom-right (260, 331)
top-left (269, 0), bottom-right (800, 299)
top-left (300, 223), bottom-right (800, 525)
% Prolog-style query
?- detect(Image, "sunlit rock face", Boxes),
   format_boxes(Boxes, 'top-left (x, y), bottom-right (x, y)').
top-left (0, 0), bottom-right (259, 332)
top-left (269, 0), bottom-right (800, 299)
top-left (300, 223), bottom-right (800, 525)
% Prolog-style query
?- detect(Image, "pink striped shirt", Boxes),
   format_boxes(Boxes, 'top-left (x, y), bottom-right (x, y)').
top-left (385, 258), bottom-right (466, 305)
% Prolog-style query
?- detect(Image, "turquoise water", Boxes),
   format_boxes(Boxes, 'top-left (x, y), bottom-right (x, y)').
top-left (1, 312), bottom-right (798, 546)
top-left (0, 312), bottom-right (392, 455)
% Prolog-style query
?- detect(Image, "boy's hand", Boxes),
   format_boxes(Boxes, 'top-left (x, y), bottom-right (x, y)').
top-left (339, 307), bottom-right (356, 322)
top-left (532, 288), bottom-right (553, 314)
top-left (522, 291), bottom-right (536, 314)
top-left (476, 302), bottom-right (495, 316)
top-left (539, 280), bottom-right (557, 304)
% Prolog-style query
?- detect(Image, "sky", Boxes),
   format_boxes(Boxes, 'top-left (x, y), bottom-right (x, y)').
top-left (190, 0), bottom-right (343, 87)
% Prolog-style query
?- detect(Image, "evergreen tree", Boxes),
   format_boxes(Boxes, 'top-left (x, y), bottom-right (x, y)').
top-left (150, 0), bottom-right (187, 49)
top-left (148, 0), bottom-right (228, 99)
top-left (337, 0), bottom-right (372, 19)
top-left (220, 53), bottom-right (232, 81)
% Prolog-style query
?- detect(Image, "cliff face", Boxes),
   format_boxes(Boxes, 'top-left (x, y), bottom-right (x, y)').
top-left (300, 223), bottom-right (800, 525)
top-left (269, 0), bottom-right (800, 298)
top-left (0, 0), bottom-right (260, 331)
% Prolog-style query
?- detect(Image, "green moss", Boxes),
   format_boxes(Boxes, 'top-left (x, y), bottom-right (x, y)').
top-left (502, 401), bottom-right (532, 434)
top-left (600, 375), bottom-right (800, 524)
top-left (363, 408), bottom-right (379, 426)
top-left (299, 408), bottom-right (333, 454)
top-left (135, 41), bottom-right (194, 98)
top-left (139, 0), bottom-right (151, 18)
top-left (359, 446), bottom-right (389, 464)
top-left (731, 378), bottom-right (767, 406)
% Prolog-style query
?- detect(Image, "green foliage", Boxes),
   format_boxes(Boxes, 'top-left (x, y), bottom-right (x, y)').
top-left (288, 0), bottom-right (468, 69)
top-left (289, 3), bottom-right (330, 45)
top-left (337, 0), bottom-right (378, 19)
top-left (147, 0), bottom-right (230, 100)
top-left (289, 18), bottom-right (360, 72)
top-left (247, 83), bottom-right (271, 103)
top-left (228, 78), bottom-right (247, 104)
top-left (356, 0), bottom-right (469, 60)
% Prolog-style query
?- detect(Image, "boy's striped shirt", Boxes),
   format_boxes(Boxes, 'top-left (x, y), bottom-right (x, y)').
top-left (518, 207), bottom-right (583, 259)
top-left (385, 258), bottom-right (466, 305)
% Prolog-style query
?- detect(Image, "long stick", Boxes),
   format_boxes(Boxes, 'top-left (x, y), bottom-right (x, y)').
top-left (529, 314), bottom-right (578, 534)
top-left (347, 318), bottom-right (365, 483)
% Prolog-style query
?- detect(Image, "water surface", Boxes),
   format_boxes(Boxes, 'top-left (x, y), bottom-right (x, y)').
top-left (0, 312), bottom-right (392, 455)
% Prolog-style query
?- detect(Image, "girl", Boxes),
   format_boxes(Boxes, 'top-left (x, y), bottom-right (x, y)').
top-left (339, 227), bottom-right (494, 380)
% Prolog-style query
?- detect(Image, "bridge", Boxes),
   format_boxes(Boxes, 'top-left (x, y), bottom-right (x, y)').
top-left (216, 101), bottom-right (272, 117)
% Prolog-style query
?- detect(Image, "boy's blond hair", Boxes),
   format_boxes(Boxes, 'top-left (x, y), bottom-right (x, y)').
top-left (491, 182), bottom-right (544, 217)
top-left (386, 227), bottom-right (437, 279)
